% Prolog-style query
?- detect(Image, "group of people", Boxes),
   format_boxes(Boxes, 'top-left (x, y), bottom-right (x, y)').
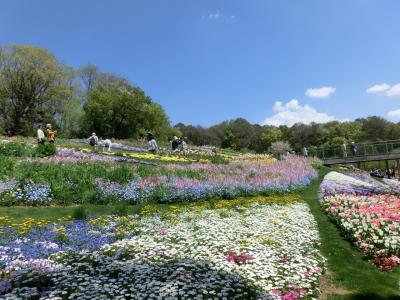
top-left (88, 133), bottom-right (112, 151)
top-left (370, 168), bottom-right (396, 179)
top-left (171, 136), bottom-right (188, 154)
top-left (37, 124), bottom-right (57, 144)
top-left (342, 142), bottom-right (358, 157)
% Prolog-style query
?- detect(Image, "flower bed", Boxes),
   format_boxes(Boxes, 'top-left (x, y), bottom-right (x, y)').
top-left (1, 154), bottom-right (317, 206)
top-left (320, 172), bottom-right (400, 270)
top-left (0, 202), bottom-right (326, 299)
top-left (320, 171), bottom-right (389, 196)
top-left (96, 155), bottom-right (317, 204)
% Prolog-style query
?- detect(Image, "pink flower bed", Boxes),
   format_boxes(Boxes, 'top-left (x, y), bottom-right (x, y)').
top-left (321, 172), bottom-right (400, 271)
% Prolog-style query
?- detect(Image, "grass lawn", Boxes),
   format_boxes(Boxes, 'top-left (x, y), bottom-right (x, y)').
top-left (303, 167), bottom-right (400, 300)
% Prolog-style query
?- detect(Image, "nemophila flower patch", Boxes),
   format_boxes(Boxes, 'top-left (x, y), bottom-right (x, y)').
top-left (0, 154), bottom-right (317, 206)
top-left (320, 172), bottom-right (400, 271)
top-left (0, 203), bottom-right (326, 299)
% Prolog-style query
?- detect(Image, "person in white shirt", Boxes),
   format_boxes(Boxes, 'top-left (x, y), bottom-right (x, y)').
top-left (147, 132), bottom-right (158, 154)
top-left (102, 139), bottom-right (112, 152)
top-left (88, 133), bottom-right (99, 150)
top-left (37, 125), bottom-right (46, 145)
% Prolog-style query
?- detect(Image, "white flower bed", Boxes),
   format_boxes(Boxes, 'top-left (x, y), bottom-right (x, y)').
top-left (3, 203), bottom-right (325, 299)
top-left (323, 172), bottom-right (374, 188)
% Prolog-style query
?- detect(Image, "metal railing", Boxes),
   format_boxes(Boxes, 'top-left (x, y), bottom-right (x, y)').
top-left (309, 140), bottom-right (400, 161)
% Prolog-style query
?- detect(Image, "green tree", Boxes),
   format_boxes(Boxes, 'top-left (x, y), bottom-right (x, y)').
top-left (82, 78), bottom-right (170, 139)
top-left (0, 45), bottom-right (72, 135)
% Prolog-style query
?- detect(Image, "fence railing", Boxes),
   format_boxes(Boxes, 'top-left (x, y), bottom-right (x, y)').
top-left (309, 140), bottom-right (400, 160)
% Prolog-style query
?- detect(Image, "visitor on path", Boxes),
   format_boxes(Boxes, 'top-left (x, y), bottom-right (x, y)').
top-left (45, 124), bottom-right (57, 143)
top-left (102, 138), bottom-right (112, 151)
top-left (179, 137), bottom-right (188, 155)
top-left (88, 133), bottom-right (99, 149)
top-left (147, 132), bottom-right (158, 154)
top-left (171, 136), bottom-right (179, 151)
top-left (351, 142), bottom-right (357, 156)
top-left (302, 147), bottom-right (308, 157)
top-left (37, 125), bottom-right (46, 145)
top-left (342, 143), bottom-right (347, 158)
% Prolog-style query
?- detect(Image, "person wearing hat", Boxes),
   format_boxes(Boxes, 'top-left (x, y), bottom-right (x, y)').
top-left (171, 136), bottom-right (179, 151)
top-left (45, 124), bottom-right (57, 143)
top-left (88, 132), bottom-right (99, 150)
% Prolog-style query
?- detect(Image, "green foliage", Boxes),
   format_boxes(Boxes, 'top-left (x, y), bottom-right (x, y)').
top-left (270, 141), bottom-right (291, 158)
top-left (113, 202), bottom-right (129, 216)
top-left (33, 143), bottom-right (56, 157)
top-left (0, 45), bottom-right (72, 135)
top-left (72, 206), bottom-right (87, 220)
top-left (81, 80), bottom-right (170, 139)
top-left (0, 155), bottom-right (14, 178)
top-left (0, 141), bottom-right (30, 157)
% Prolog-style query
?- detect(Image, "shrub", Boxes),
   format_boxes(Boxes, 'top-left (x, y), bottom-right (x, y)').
top-left (72, 206), bottom-right (87, 220)
top-left (0, 156), bottom-right (15, 178)
top-left (270, 141), bottom-right (291, 159)
top-left (113, 202), bottom-right (129, 216)
top-left (33, 143), bottom-right (56, 157)
top-left (0, 141), bottom-right (30, 157)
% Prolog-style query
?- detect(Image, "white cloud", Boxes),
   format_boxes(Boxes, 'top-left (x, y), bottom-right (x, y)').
top-left (305, 86), bottom-right (336, 98)
top-left (366, 83), bottom-right (390, 94)
top-left (386, 84), bottom-right (400, 97)
top-left (388, 109), bottom-right (400, 118)
top-left (366, 82), bottom-right (400, 97)
top-left (208, 12), bottom-right (220, 19)
top-left (261, 99), bottom-right (335, 126)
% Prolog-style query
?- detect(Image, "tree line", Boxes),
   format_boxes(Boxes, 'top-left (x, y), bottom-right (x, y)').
top-left (0, 44), bottom-right (176, 139)
top-left (2, 44), bottom-right (399, 152)
top-left (175, 116), bottom-right (400, 153)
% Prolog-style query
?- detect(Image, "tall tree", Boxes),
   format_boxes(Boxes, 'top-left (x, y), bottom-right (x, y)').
top-left (0, 45), bottom-right (71, 135)
top-left (81, 77), bottom-right (170, 139)
top-left (78, 64), bottom-right (101, 99)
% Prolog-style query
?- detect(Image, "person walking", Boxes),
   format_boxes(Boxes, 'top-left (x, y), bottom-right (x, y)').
top-left (351, 141), bottom-right (357, 156)
top-left (302, 147), bottom-right (308, 157)
top-left (342, 143), bottom-right (347, 158)
top-left (179, 137), bottom-right (188, 155)
top-left (88, 133), bottom-right (99, 150)
top-left (147, 132), bottom-right (158, 154)
top-left (45, 124), bottom-right (57, 143)
top-left (171, 136), bottom-right (179, 151)
top-left (37, 125), bottom-right (46, 145)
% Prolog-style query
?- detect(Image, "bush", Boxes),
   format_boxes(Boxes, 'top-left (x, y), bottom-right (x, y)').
top-left (0, 141), bottom-right (30, 157)
top-left (113, 202), bottom-right (129, 216)
top-left (0, 156), bottom-right (15, 178)
top-left (270, 141), bottom-right (291, 159)
top-left (72, 206), bottom-right (87, 220)
top-left (33, 143), bottom-right (56, 157)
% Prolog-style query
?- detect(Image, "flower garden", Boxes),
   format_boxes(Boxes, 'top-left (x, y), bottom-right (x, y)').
top-left (0, 199), bottom-right (326, 299)
top-left (1, 138), bottom-right (400, 299)
top-left (0, 139), bottom-right (331, 299)
top-left (320, 171), bottom-right (400, 271)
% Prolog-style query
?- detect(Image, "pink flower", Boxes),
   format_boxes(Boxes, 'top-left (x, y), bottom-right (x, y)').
top-left (282, 290), bottom-right (300, 300)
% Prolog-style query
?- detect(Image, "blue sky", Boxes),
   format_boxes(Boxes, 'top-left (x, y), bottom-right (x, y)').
top-left (1, 0), bottom-right (400, 126)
